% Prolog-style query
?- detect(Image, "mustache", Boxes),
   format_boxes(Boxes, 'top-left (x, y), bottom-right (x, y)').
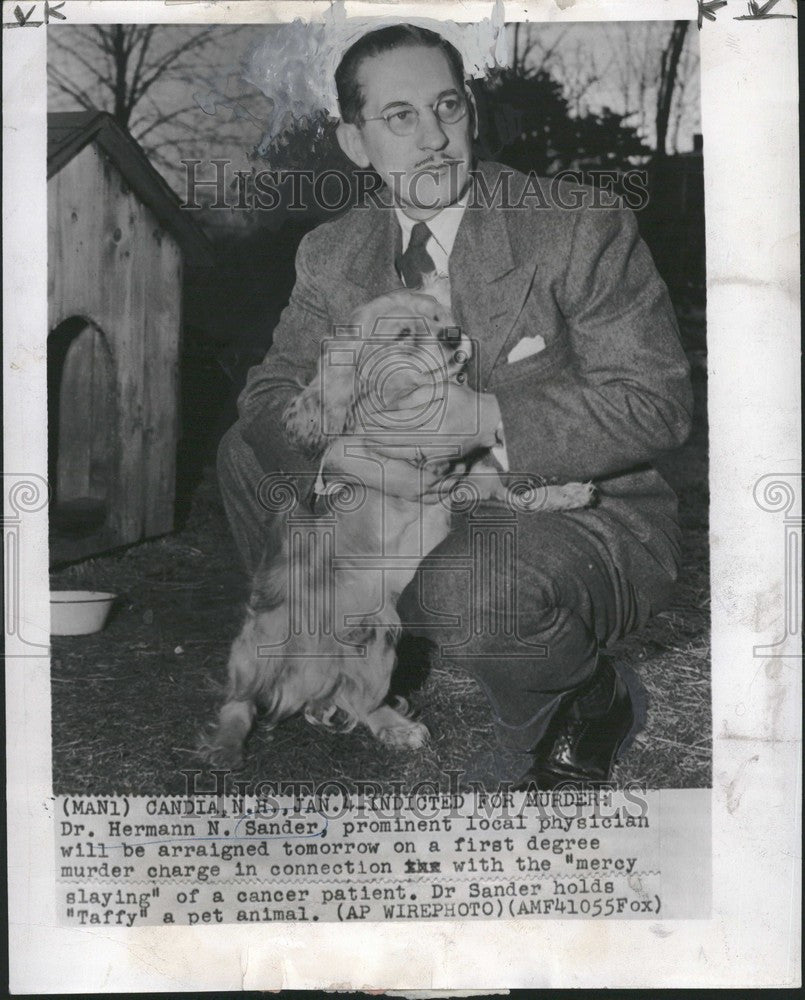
top-left (413, 157), bottom-right (464, 171)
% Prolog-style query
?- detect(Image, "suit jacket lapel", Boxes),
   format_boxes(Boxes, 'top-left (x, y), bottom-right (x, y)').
top-left (346, 196), bottom-right (403, 296)
top-left (449, 166), bottom-right (538, 388)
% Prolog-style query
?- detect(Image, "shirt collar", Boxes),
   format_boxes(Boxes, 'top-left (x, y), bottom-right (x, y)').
top-left (394, 193), bottom-right (469, 258)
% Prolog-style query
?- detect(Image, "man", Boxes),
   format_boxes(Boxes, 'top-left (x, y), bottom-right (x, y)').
top-left (218, 24), bottom-right (693, 787)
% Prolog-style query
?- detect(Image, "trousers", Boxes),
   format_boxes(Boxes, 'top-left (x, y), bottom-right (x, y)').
top-left (216, 422), bottom-right (678, 752)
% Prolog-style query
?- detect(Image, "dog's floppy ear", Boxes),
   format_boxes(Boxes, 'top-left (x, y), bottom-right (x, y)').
top-left (283, 350), bottom-right (357, 457)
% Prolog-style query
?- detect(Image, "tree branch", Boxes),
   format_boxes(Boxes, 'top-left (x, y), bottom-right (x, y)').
top-left (129, 28), bottom-right (218, 106)
top-left (48, 67), bottom-right (99, 111)
top-left (122, 25), bottom-right (141, 60)
top-left (110, 25), bottom-right (131, 125)
top-left (126, 25), bottom-right (156, 120)
top-left (531, 26), bottom-right (570, 67)
top-left (48, 36), bottom-right (117, 96)
top-left (132, 103), bottom-right (203, 143)
top-left (89, 24), bottom-right (114, 59)
top-left (655, 21), bottom-right (689, 159)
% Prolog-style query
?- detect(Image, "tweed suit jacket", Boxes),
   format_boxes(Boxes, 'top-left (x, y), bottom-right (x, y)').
top-left (238, 160), bottom-right (694, 591)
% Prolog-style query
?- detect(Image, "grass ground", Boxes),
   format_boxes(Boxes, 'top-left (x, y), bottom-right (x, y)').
top-left (50, 374), bottom-right (710, 795)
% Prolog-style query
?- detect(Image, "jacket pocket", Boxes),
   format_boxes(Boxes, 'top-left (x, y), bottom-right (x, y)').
top-left (487, 335), bottom-right (572, 388)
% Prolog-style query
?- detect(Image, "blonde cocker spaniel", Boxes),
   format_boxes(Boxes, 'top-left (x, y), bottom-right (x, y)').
top-left (205, 280), bottom-right (594, 766)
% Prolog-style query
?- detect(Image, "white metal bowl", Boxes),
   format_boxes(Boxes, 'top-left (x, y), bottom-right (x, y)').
top-left (50, 591), bottom-right (117, 636)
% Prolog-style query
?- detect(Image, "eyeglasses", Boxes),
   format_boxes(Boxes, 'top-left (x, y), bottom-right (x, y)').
top-left (361, 93), bottom-right (468, 137)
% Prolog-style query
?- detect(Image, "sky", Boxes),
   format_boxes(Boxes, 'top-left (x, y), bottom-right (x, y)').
top-left (517, 21), bottom-right (701, 152)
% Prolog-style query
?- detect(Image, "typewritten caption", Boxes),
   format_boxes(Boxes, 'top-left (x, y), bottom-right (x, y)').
top-left (55, 787), bottom-right (711, 925)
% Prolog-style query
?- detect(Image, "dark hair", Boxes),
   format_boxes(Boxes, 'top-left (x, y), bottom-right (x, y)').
top-left (335, 25), bottom-right (467, 124)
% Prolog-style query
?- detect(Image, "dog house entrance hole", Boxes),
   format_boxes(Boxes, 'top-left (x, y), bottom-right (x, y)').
top-left (48, 317), bottom-right (114, 537)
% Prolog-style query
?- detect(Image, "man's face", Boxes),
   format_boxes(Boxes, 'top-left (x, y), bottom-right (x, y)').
top-left (340, 45), bottom-right (475, 219)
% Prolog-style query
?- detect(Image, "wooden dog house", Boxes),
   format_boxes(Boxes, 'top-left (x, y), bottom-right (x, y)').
top-left (47, 111), bottom-right (212, 564)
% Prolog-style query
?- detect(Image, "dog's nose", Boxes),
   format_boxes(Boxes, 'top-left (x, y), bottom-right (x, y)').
top-left (438, 326), bottom-right (462, 347)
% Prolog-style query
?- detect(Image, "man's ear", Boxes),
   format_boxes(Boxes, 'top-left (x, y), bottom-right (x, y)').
top-left (336, 121), bottom-right (371, 168)
top-left (465, 86), bottom-right (480, 141)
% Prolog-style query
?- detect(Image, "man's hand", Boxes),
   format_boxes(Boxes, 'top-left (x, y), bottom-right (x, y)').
top-left (320, 380), bottom-right (502, 503)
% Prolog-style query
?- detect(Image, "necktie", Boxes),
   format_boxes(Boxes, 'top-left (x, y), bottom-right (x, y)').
top-left (396, 221), bottom-right (435, 288)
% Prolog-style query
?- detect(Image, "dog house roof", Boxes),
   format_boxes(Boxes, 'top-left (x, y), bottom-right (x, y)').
top-left (48, 110), bottom-right (214, 266)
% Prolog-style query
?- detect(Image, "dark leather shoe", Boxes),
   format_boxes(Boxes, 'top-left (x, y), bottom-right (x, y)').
top-left (519, 659), bottom-right (639, 790)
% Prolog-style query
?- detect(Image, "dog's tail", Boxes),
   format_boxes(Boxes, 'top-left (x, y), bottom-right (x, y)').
top-left (248, 510), bottom-right (290, 612)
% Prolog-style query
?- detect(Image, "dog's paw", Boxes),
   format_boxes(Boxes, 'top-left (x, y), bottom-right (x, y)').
top-left (376, 717), bottom-right (430, 749)
top-left (305, 702), bottom-right (357, 733)
top-left (197, 733), bottom-right (245, 770)
top-left (559, 480), bottom-right (596, 507)
top-left (533, 480), bottom-right (596, 511)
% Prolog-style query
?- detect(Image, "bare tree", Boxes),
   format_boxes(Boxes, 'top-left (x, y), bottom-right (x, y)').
top-left (668, 32), bottom-right (700, 153)
top-left (48, 25), bottom-right (263, 178)
top-left (509, 22), bottom-right (699, 153)
top-left (607, 23), bottom-right (666, 141)
top-left (655, 21), bottom-right (690, 161)
top-left (548, 36), bottom-right (613, 118)
top-left (605, 21), bottom-right (698, 156)
top-left (510, 22), bottom-right (565, 76)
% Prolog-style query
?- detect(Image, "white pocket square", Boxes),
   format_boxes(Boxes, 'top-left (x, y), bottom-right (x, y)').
top-left (507, 334), bottom-right (546, 364)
